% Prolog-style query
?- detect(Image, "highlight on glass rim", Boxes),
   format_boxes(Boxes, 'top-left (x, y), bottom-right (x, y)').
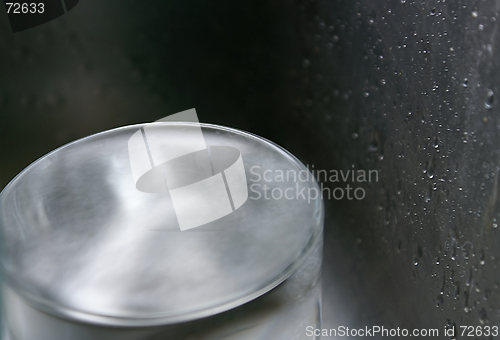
top-left (0, 0), bottom-right (498, 339)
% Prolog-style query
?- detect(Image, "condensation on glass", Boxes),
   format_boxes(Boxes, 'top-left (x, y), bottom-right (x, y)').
top-left (0, 123), bottom-right (323, 340)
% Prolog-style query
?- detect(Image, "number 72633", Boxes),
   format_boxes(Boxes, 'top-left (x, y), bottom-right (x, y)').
top-left (5, 3), bottom-right (45, 14)
top-left (460, 325), bottom-right (498, 337)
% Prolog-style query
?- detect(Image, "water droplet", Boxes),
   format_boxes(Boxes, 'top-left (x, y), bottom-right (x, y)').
top-left (425, 184), bottom-right (432, 203)
top-left (472, 11), bottom-right (478, 18)
top-left (302, 59), bottom-right (311, 68)
top-left (463, 290), bottom-right (470, 313)
top-left (414, 245), bottom-right (423, 265)
top-left (480, 251), bottom-right (486, 265)
top-left (454, 281), bottom-right (460, 299)
top-left (430, 8), bottom-right (436, 16)
top-left (485, 90), bottom-right (494, 109)
top-left (352, 133), bottom-right (358, 139)
top-left (424, 157), bottom-right (435, 179)
top-left (462, 78), bottom-right (469, 88)
top-left (468, 273), bottom-right (475, 289)
top-left (332, 35), bottom-right (339, 42)
top-left (436, 294), bottom-right (444, 307)
top-left (479, 308), bottom-right (489, 324)
top-left (368, 141), bottom-right (378, 152)
top-left (364, 92), bottom-right (370, 98)
top-left (380, 79), bottom-right (386, 86)
top-left (479, 24), bottom-right (484, 31)
top-left (401, 0), bottom-right (406, 3)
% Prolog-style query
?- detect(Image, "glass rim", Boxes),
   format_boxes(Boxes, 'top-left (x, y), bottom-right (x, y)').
top-left (0, 122), bottom-right (324, 327)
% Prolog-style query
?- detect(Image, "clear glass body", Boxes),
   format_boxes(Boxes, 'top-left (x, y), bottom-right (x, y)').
top-left (2, 234), bottom-right (322, 340)
top-left (0, 123), bottom-right (324, 339)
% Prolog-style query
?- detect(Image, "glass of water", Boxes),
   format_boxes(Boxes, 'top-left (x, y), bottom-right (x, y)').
top-left (0, 122), bottom-right (323, 340)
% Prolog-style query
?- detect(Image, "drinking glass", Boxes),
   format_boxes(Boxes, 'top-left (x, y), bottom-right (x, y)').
top-left (0, 123), bottom-right (323, 340)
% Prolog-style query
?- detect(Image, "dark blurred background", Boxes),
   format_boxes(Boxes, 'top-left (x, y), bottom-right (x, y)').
top-left (2, 0), bottom-right (500, 336)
